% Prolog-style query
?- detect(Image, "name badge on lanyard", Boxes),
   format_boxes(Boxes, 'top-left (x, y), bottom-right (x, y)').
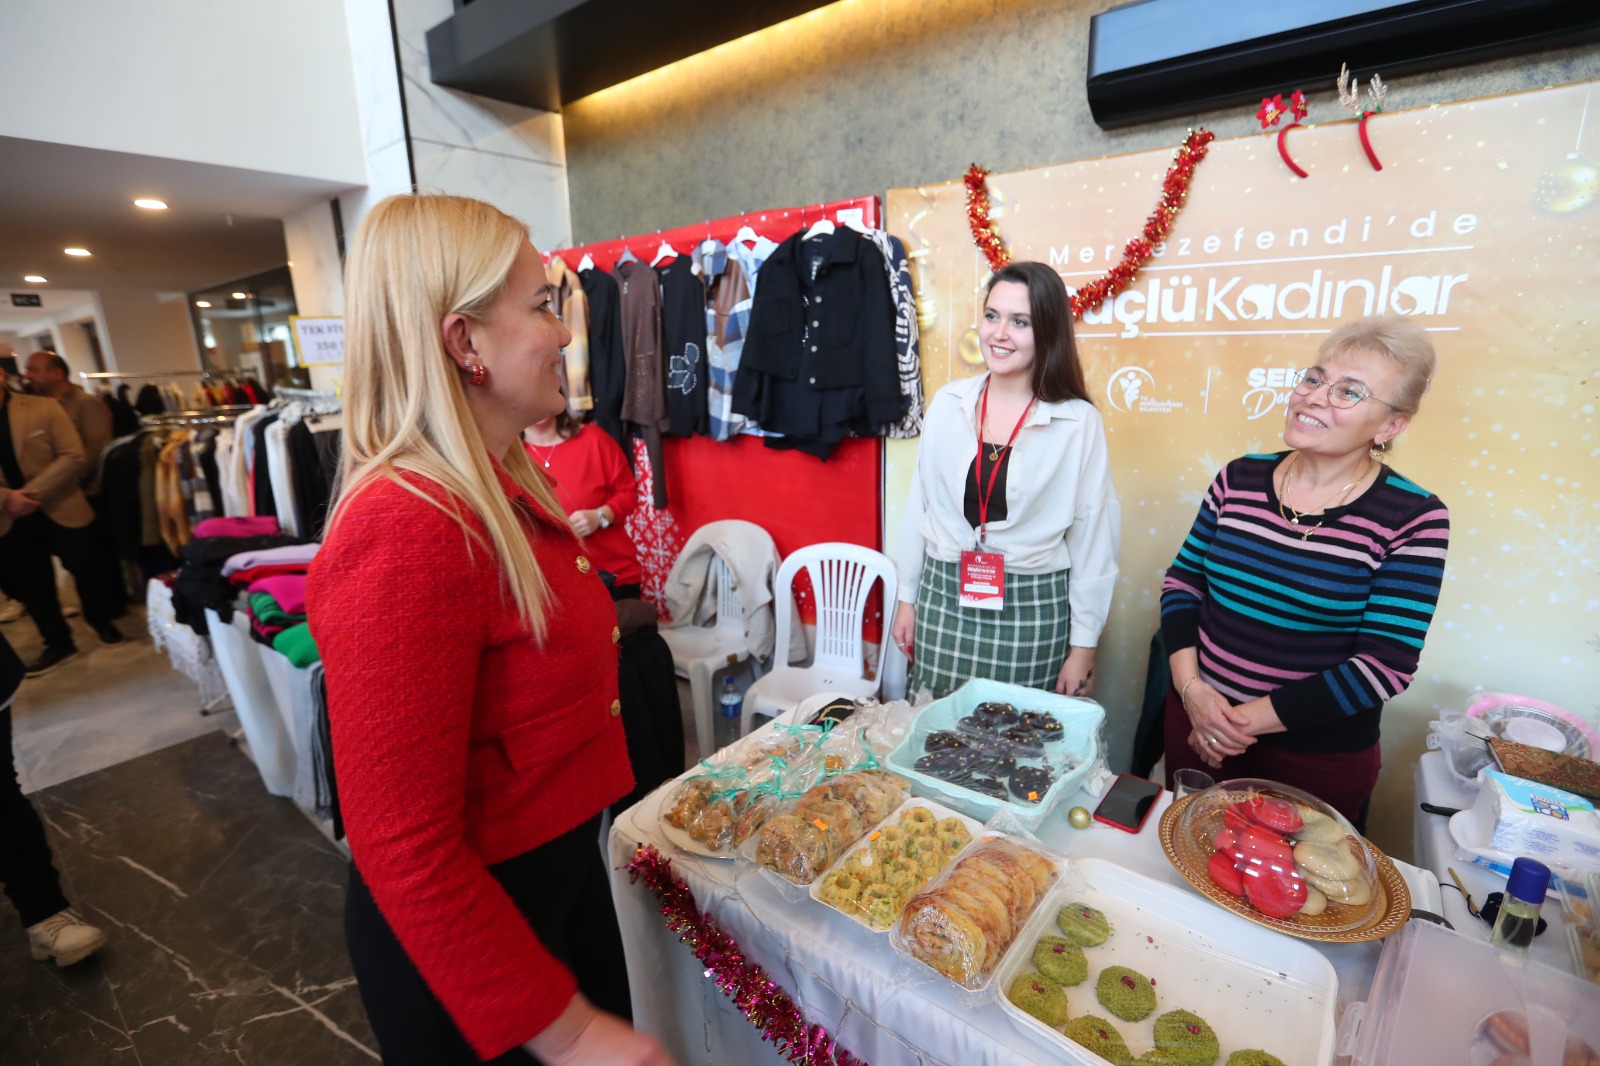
top-left (960, 382), bottom-right (1032, 612)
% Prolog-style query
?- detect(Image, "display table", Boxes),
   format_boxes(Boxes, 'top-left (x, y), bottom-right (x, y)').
top-left (1411, 750), bottom-right (1574, 974)
top-left (607, 745), bottom-right (1388, 1066)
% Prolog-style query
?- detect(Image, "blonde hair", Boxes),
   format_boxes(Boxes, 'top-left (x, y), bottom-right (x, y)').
top-left (1317, 315), bottom-right (1437, 414)
top-left (331, 193), bottom-right (564, 638)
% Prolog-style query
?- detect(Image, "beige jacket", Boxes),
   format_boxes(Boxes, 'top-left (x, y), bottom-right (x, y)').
top-left (55, 384), bottom-right (114, 495)
top-left (0, 391), bottom-right (94, 536)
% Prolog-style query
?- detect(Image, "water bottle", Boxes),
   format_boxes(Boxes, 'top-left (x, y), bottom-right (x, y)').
top-left (715, 677), bottom-right (743, 750)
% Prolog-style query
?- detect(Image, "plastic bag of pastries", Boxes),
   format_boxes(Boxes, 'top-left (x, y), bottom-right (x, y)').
top-left (753, 770), bottom-right (911, 885)
top-left (892, 835), bottom-right (1059, 989)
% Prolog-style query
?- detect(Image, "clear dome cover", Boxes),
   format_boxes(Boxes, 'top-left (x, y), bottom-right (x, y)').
top-left (1168, 778), bottom-right (1385, 936)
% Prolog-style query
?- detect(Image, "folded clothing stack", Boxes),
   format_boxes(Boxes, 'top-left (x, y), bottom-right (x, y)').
top-left (225, 547), bottom-right (322, 669)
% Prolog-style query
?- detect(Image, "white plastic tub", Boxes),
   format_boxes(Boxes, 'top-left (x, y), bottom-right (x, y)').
top-left (994, 858), bottom-right (1339, 1066)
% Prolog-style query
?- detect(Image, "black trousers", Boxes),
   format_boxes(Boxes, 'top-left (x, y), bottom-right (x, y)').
top-left (611, 626), bottom-right (686, 818)
top-left (344, 815), bottom-right (631, 1065)
top-left (0, 708), bottom-right (70, 928)
top-left (0, 513), bottom-right (118, 650)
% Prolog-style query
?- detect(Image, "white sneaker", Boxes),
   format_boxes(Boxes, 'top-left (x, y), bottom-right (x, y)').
top-left (27, 910), bottom-right (107, 966)
top-left (0, 598), bottom-right (22, 624)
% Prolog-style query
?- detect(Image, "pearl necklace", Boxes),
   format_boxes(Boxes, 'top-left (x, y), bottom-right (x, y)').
top-left (1276, 451), bottom-right (1377, 541)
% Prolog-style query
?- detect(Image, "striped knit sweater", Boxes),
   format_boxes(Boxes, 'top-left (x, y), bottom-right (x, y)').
top-left (1161, 452), bottom-right (1450, 753)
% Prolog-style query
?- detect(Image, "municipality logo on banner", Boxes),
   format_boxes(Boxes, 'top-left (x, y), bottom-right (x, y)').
top-left (1107, 366), bottom-right (1183, 414)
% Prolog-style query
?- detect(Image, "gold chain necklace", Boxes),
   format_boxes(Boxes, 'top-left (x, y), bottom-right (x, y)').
top-left (1276, 452), bottom-right (1377, 541)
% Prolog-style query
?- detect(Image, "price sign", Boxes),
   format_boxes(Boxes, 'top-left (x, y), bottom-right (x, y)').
top-left (290, 315), bottom-right (344, 366)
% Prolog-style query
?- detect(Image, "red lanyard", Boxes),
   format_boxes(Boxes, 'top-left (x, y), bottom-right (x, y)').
top-left (973, 380), bottom-right (1033, 543)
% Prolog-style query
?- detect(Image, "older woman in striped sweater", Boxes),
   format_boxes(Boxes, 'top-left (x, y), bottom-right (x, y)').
top-left (1160, 316), bottom-right (1449, 831)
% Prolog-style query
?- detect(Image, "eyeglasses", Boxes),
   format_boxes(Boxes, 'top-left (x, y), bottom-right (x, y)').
top-left (1290, 367), bottom-right (1398, 410)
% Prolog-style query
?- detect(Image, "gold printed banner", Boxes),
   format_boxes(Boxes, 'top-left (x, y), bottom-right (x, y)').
top-left (887, 81), bottom-right (1600, 764)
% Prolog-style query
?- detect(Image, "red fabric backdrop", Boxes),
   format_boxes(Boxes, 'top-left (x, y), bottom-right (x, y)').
top-left (555, 198), bottom-right (886, 631)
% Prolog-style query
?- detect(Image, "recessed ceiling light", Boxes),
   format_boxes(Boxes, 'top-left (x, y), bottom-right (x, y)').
top-left (133, 198), bottom-right (168, 210)
top-left (64, 247), bottom-right (91, 257)
top-left (194, 300), bottom-right (212, 308)
top-left (23, 275), bottom-right (47, 283)
top-left (232, 292), bottom-right (249, 300)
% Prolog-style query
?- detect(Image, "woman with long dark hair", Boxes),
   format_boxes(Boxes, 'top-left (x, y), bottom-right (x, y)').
top-left (891, 261), bottom-right (1121, 701)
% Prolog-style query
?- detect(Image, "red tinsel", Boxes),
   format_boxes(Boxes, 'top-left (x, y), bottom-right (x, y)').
top-left (964, 129), bottom-right (1216, 319)
top-left (627, 844), bottom-right (869, 1066)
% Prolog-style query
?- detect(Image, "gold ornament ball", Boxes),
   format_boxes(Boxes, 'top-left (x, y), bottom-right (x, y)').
top-left (1532, 155), bottom-right (1600, 215)
top-left (1068, 806), bottom-right (1092, 829)
top-left (958, 327), bottom-right (986, 367)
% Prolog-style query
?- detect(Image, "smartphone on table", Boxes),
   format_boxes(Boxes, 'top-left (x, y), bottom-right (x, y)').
top-left (1093, 773), bottom-right (1164, 834)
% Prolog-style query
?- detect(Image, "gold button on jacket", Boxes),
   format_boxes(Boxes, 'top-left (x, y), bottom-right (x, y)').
top-left (609, 699), bottom-right (622, 717)
top-left (576, 556), bottom-right (591, 574)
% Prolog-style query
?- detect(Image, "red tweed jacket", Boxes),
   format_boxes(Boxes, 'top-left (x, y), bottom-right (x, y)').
top-left (306, 465), bottom-right (633, 1059)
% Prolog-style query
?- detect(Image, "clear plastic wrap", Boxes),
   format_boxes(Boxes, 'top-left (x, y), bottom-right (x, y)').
top-left (889, 828), bottom-right (1061, 991)
top-left (887, 679), bottom-right (1105, 832)
top-left (811, 797), bottom-right (981, 932)
top-left (748, 769), bottom-right (912, 886)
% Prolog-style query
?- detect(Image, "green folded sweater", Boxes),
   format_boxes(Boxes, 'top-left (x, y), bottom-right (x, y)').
top-left (273, 622), bottom-right (320, 668)
top-left (249, 591), bottom-right (305, 629)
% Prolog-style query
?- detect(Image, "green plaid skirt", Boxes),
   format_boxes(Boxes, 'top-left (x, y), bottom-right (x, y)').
top-left (907, 556), bottom-right (1072, 702)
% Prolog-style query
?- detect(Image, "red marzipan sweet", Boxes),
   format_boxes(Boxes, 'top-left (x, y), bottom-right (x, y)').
top-left (1208, 850), bottom-right (1246, 896)
top-left (1243, 864), bottom-right (1307, 918)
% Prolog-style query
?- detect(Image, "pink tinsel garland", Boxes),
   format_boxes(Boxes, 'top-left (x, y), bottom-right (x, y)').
top-left (627, 845), bottom-right (869, 1066)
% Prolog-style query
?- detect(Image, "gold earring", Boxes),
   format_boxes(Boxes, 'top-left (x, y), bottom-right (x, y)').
top-left (1369, 438), bottom-right (1388, 460)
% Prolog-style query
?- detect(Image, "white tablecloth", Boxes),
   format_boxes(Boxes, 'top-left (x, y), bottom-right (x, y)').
top-left (607, 762), bottom-right (1385, 1066)
top-left (1411, 750), bottom-right (1574, 974)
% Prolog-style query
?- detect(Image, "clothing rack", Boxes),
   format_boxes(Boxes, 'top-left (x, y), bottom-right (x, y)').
top-left (139, 405), bottom-right (256, 427)
top-left (81, 369), bottom-right (248, 381)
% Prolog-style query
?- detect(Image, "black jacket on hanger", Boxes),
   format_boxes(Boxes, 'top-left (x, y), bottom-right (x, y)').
top-left (733, 228), bottom-right (904, 458)
top-left (656, 256), bottom-right (709, 437)
top-left (580, 267), bottom-right (628, 452)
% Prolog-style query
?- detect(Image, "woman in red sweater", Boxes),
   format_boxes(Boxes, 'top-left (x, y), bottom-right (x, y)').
top-left (305, 194), bottom-right (672, 1066)
top-left (522, 412), bottom-right (642, 594)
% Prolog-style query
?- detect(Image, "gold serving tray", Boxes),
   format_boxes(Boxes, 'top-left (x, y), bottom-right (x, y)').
top-left (1159, 792), bottom-right (1412, 943)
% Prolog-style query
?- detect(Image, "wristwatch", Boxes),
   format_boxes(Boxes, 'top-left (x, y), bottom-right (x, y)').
top-left (597, 509), bottom-right (611, 530)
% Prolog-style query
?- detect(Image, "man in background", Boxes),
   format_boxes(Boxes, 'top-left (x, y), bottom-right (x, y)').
top-left (23, 352), bottom-right (127, 625)
top-left (0, 364), bottom-right (121, 677)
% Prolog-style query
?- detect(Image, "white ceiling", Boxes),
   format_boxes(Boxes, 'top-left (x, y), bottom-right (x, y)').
top-left (0, 135), bottom-right (360, 307)
top-left (0, 289), bottom-right (95, 335)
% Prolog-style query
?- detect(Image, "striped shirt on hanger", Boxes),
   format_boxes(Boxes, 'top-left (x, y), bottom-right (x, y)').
top-left (1160, 452), bottom-right (1450, 753)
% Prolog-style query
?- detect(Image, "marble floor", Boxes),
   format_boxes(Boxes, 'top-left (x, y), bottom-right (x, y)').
top-left (0, 732), bottom-right (378, 1064)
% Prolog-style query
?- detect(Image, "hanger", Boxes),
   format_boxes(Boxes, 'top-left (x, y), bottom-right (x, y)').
top-left (615, 237), bottom-right (638, 266)
top-left (650, 236), bottom-right (680, 266)
top-left (577, 252), bottom-right (595, 272)
top-left (732, 225), bottom-right (761, 249)
top-left (804, 206), bottom-right (835, 239)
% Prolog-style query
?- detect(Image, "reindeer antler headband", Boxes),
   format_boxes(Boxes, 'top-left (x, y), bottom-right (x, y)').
top-left (1338, 63), bottom-right (1387, 171)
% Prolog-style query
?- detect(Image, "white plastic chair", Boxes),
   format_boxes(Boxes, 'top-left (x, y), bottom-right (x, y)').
top-left (660, 553), bottom-right (755, 759)
top-left (740, 542), bottom-right (897, 737)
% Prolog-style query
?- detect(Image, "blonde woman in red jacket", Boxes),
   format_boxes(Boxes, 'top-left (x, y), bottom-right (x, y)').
top-left (306, 194), bottom-right (673, 1066)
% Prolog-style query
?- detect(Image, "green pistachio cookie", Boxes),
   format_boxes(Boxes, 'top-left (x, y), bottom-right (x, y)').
top-left (1225, 1052), bottom-right (1287, 1066)
top-left (1055, 902), bottom-right (1113, 946)
top-left (1005, 971), bottom-right (1069, 1028)
top-left (1152, 1009), bottom-right (1221, 1066)
top-left (1032, 935), bottom-right (1089, 986)
top-left (1095, 965), bottom-right (1157, 1022)
top-left (1063, 1015), bottom-right (1134, 1066)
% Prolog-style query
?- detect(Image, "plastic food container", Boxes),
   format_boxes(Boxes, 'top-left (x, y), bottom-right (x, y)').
top-left (1169, 778), bottom-right (1385, 936)
top-left (1340, 917), bottom-right (1600, 1065)
top-left (887, 679), bottom-right (1104, 832)
top-left (1559, 869), bottom-right (1600, 932)
top-left (994, 859), bottom-right (1338, 1066)
top-left (890, 832), bottom-right (1061, 993)
top-left (809, 797), bottom-right (982, 932)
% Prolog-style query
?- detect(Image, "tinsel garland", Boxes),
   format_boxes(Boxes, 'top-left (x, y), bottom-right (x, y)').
top-left (627, 845), bottom-right (868, 1066)
top-left (963, 129), bottom-right (1216, 318)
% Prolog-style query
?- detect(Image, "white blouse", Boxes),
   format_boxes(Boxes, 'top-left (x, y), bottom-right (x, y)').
top-left (896, 373), bottom-right (1122, 647)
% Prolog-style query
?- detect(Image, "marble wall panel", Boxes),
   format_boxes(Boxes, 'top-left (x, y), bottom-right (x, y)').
top-left (413, 142), bottom-right (573, 251)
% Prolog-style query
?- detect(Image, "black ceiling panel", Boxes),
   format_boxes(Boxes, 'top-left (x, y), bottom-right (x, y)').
top-left (427, 0), bottom-right (839, 112)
